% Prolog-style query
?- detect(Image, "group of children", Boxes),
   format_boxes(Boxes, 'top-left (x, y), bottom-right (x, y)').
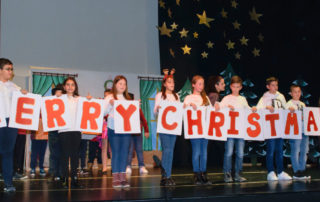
top-left (0, 57), bottom-right (312, 193)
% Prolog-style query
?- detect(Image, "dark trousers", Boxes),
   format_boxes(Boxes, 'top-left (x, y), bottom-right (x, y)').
top-left (49, 131), bottom-right (60, 176)
top-left (79, 140), bottom-right (88, 168)
top-left (14, 135), bottom-right (26, 173)
top-left (30, 140), bottom-right (48, 170)
top-left (0, 118), bottom-right (18, 186)
top-left (59, 132), bottom-right (81, 178)
top-left (88, 141), bottom-right (102, 164)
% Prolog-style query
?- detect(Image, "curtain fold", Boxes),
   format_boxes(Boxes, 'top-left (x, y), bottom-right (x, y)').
top-left (32, 74), bottom-right (66, 96)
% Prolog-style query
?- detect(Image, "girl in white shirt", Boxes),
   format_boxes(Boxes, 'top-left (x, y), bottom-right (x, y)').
top-left (154, 69), bottom-right (180, 186)
top-left (58, 77), bottom-right (82, 189)
top-left (104, 75), bottom-right (132, 188)
top-left (183, 75), bottom-right (211, 185)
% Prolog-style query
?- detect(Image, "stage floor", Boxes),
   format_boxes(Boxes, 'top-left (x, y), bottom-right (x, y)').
top-left (1, 167), bottom-right (320, 201)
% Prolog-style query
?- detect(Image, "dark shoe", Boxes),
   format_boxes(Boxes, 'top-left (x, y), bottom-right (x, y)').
top-left (201, 172), bottom-right (212, 185)
top-left (234, 173), bottom-right (247, 182)
top-left (224, 172), bottom-right (233, 183)
top-left (13, 172), bottom-right (28, 180)
top-left (168, 177), bottom-right (176, 186)
top-left (3, 185), bottom-right (16, 193)
top-left (160, 177), bottom-right (168, 186)
top-left (194, 172), bottom-right (202, 185)
top-left (71, 176), bottom-right (83, 188)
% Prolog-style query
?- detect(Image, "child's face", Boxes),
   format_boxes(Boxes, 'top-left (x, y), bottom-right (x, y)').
top-left (192, 78), bottom-right (204, 93)
top-left (266, 81), bottom-right (278, 93)
top-left (291, 87), bottom-right (301, 100)
top-left (0, 64), bottom-right (14, 81)
top-left (64, 80), bottom-right (76, 95)
top-left (55, 90), bottom-right (63, 97)
top-left (115, 79), bottom-right (127, 94)
top-left (230, 83), bottom-right (242, 95)
top-left (215, 78), bottom-right (226, 92)
top-left (164, 78), bottom-right (175, 92)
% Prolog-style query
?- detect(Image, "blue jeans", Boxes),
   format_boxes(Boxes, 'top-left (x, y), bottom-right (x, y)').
top-left (108, 128), bottom-right (131, 173)
top-left (190, 138), bottom-right (208, 173)
top-left (266, 138), bottom-right (284, 174)
top-left (159, 133), bottom-right (177, 177)
top-left (49, 131), bottom-right (60, 176)
top-left (0, 119), bottom-right (18, 186)
top-left (79, 140), bottom-right (88, 168)
top-left (127, 135), bottom-right (145, 167)
top-left (223, 138), bottom-right (245, 173)
top-left (290, 134), bottom-right (309, 173)
top-left (30, 140), bottom-right (48, 170)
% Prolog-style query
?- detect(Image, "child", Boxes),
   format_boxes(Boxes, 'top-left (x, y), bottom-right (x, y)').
top-left (0, 58), bottom-right (28, 192)
top-left (257, 77), bottom-right (292, 181)
top-left (153, 69), bottom-right (180, 186)
top-left (58, 77), bottom-right (83, 188)
top-left (101, 89), bottom-right (111, 174)
top-left (48, 84), bottom-right (63, 181)
top-left (30, 116), bottom-right (48, 177)
top-left (206, 75), bottom-right (226, 105)
top-left (218, 76), bottom-right (254, 182)
top-left (183, 75), bottom-right (211, 185)
top-left (286, 85), bottom-right (310, 180)
top-left (13, 129), bottom-right (28, 180)
top-left (104, 75), bottom-right (132, 188)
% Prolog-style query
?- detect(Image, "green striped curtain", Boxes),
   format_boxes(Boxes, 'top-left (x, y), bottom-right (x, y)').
top-left (32, 74), bottom-right (66, 95)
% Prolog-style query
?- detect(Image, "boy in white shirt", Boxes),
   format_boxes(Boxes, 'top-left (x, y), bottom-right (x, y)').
top-left (256, 77), bottom-right (292, 181)
top-left (286, 85), bottom-right (310, 180)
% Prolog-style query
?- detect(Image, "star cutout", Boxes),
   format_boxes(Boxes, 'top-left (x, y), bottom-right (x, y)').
top-left (193, 32), bottom-right (199, 38)
top-left (169, 48), bottom-right (175, 58)
top-left (171, 22), bottom-right (178, 30)
top-left (235, 52), bottom-right (241, 59)
top-left (207, 41), bottom-right (214, 48)
top-left (196, 11), bottom-right (214, 28)
top-left (232, 20), bottom-right (241, 30)
top-left (258, 33), bottom-right (264, 42)
top-left (221, 8), bottom-right (228, 18)
top-left (179, 28), bottom-right (189, 38)
top-left (249, 7), bottom-right (263, 24)
top-left (252, 48), bottom-right (260, 57)
top-left (226, 40), bottom-right (235, 50)
top-left (239, 36), bottom-right (249, 46)
top-left (158, 22), bottom-right (174, 37)
top-left (159, 0), bottom-right (165, 9)
top-left (181, 45), bottom-right (191, 55)
top-left (201, 51), bottom-right (208, 58)
top-left (231, 0), bottom-right (238, 9)
top-left (176, 0), bottom-right (181, 6)
top-left (168, 8), bottom-right (172, 18)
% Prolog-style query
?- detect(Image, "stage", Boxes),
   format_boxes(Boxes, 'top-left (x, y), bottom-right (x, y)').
top-left (1, 166), bottom-right (320, 201)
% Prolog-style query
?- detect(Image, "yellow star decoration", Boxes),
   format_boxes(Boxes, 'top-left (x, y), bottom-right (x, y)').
top-left (207, 41), bottom-right (214, 48)
top-left (193, 32), bottom-right (199, 38)
top-left (179, 28), bottom-right (189, 38)
top-left (239, 36), bottom-right (249, 46)
top-left (249, 7), bottom-right (263, 24)
top-left (232, 20), bottom-right (241, 30)
top-left (159, 0), bottom-right (165, 9)
top-left (252, 48), bottom-right (260, 57)
top-left (168, 8), bottom-right (172, 18)
top-left (158, 22), bottom-right (174, 37)
top-left (258, 33), bottom-right (264, 42)
top-left (169, 48), bottom-right (175, 58)
top-left (201, 51), bottom-right (208, 59)
top-left (221, 8), bottom-right (228, 18)
top-left (231, 0), bottom-right (238, 9)
top-left (196, 11), bottom-right (214, 28)
top-left (181, 45), bottom-right (191, 55)
top-left (176, 0), bottom-right (181, 6)
top-left (226, 40), bottom-right (235, 50)
top-left (235, 52), bottom-right (241, 60)
top-left (171, 22), bottom-right (178, 30)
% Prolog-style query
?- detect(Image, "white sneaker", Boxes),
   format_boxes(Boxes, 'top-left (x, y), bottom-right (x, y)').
top-left (267, 171), bottom-right (278, 181)
top-left (126, 166), bottom-right (132, 175)
top-left (278, 171), bottom-right (292, 181)
top-left (139, 166), bottom-right (148, 175)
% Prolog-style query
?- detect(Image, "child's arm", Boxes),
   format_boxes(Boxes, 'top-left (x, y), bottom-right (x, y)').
top-left (139, 109), bottom-right (149, 139)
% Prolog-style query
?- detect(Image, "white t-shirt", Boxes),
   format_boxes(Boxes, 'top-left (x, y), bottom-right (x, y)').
top-left (285, 99), bottom-right (306, 111)
top-left (257, 91), bottom-right (286, 109)
top-left (153, 92), bottom-right (180, 115)
top-left (104, 94), bottom-right (126, 130)
top-left (0, 80), bottom-right (21, 118)
top-left (58, 95), bottom-right (80, 133)
top-left (183, 94), bottom-right (211, 107)
top-left (219, 94), bottom-right (250, 109)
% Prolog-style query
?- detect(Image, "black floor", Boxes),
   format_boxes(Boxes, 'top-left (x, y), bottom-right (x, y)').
top-left (1, 167), bottom-right (320, 201)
